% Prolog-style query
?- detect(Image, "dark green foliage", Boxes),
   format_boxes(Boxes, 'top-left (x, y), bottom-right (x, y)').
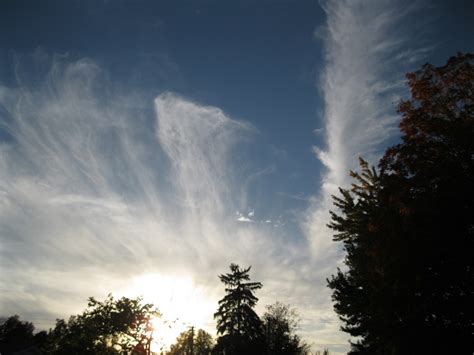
top-left (42, 294), bottom-right (159, 354)
top-left (327, 53), bottom-right (474, 354)
top-left (213, 263), bottom-right (264, 355)
top-left (167, 327), bottom-right (213, 355)
top-left (0, 315), bottom-right (45, 354)
top-left (262, 302), bottom-right (310, 355)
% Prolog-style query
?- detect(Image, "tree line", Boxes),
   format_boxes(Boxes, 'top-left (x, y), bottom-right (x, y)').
top-left (0, 264), bottom-right (318, 354)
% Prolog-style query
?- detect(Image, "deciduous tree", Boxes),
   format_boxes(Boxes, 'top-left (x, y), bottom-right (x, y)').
top-left (262, 302), bottom-right (310, 355)
top-left (167, 327), bottom-right (213, 355)
top-left (0, 315), bottom-right (43, 354)
top-left (43, 294), bottom-right (159, 354)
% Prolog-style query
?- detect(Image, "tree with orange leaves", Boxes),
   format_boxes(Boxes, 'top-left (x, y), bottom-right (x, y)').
top-left (328, 53), bottom-right (473, 354)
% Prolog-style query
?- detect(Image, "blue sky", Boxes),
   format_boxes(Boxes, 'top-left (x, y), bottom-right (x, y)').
top-left (1, 0), bottom-right (473, 353)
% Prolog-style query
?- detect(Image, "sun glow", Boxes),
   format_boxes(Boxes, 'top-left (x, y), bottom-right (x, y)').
top-left (121, 273), bottom-right (216, 352)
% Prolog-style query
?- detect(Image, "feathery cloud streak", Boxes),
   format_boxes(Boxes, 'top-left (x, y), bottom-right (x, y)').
top-left (0, 55), bottom-right (320, 347)
top-left (307, 0), bottom-right (425, 258)
top-left (304, 1), bottom-right (428, 350)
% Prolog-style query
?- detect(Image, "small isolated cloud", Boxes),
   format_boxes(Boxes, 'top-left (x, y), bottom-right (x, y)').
top-left (235, 211), bottom-right (254, 222)
top-left (237, 215), bottom-right (253, 223)
top-left (277, 192), bottom-right (310, 202)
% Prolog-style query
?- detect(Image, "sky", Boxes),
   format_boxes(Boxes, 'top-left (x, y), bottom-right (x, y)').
top-left (0, 0), bottom-right (473, 353)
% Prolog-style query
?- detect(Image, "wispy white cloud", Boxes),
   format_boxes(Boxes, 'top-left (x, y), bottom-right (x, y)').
top-left (304, 0), bottom-right (430, 351)
top-left (0, 54), bottom-right (331, 350)
top-left (155, 92), bottom-right (253, 218)
top-left (236, 215), bottom-right (253, 223)
top-left (235, 211), bottom-right (255, 223)
top-left (307, 0), bottom-right (429, 259)
top-left (0, 1), bottom-right (432, 351)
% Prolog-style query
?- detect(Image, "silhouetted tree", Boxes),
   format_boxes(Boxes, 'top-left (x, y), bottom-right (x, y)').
top-left (167, 327), bottom-right (213, 355)
top-left (262, 302), bottom-right (310, 355)
top-left (213, 264), bottom-right (264, 355)
top-left (43, 294), bottom-right (159, 354)
top-left (328, 53), bottom-right (474, 354)
top-left (194, 329), bottom-right (214, 355)
top-left (168, 327), bottom-right (194, 355)
top-left (0, 315), bottom-right (37, 354)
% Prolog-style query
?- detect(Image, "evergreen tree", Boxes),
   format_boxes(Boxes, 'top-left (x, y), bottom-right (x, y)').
top-left (213, 263), bottom-right (264, 355)
top-left (327, 53), bottom-right (474, 354)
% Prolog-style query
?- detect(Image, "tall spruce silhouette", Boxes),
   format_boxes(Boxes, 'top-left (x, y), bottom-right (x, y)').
top-left (213, 263), bottom-right (264, 355)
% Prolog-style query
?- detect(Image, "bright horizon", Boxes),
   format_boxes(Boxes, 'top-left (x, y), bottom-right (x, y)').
top-left (121, 273), bottom-right (216, 350)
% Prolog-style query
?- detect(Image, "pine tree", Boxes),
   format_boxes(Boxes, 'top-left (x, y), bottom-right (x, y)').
top-left (213, 263), bottom-right (264, 355)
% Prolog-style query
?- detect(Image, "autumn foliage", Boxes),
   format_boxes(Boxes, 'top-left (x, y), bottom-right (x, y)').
top-left (328, 53), bottom-right (474, 354)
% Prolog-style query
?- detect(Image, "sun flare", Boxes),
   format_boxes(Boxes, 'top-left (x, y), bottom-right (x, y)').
top-left (120, 273), bottom-right (216, 351)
